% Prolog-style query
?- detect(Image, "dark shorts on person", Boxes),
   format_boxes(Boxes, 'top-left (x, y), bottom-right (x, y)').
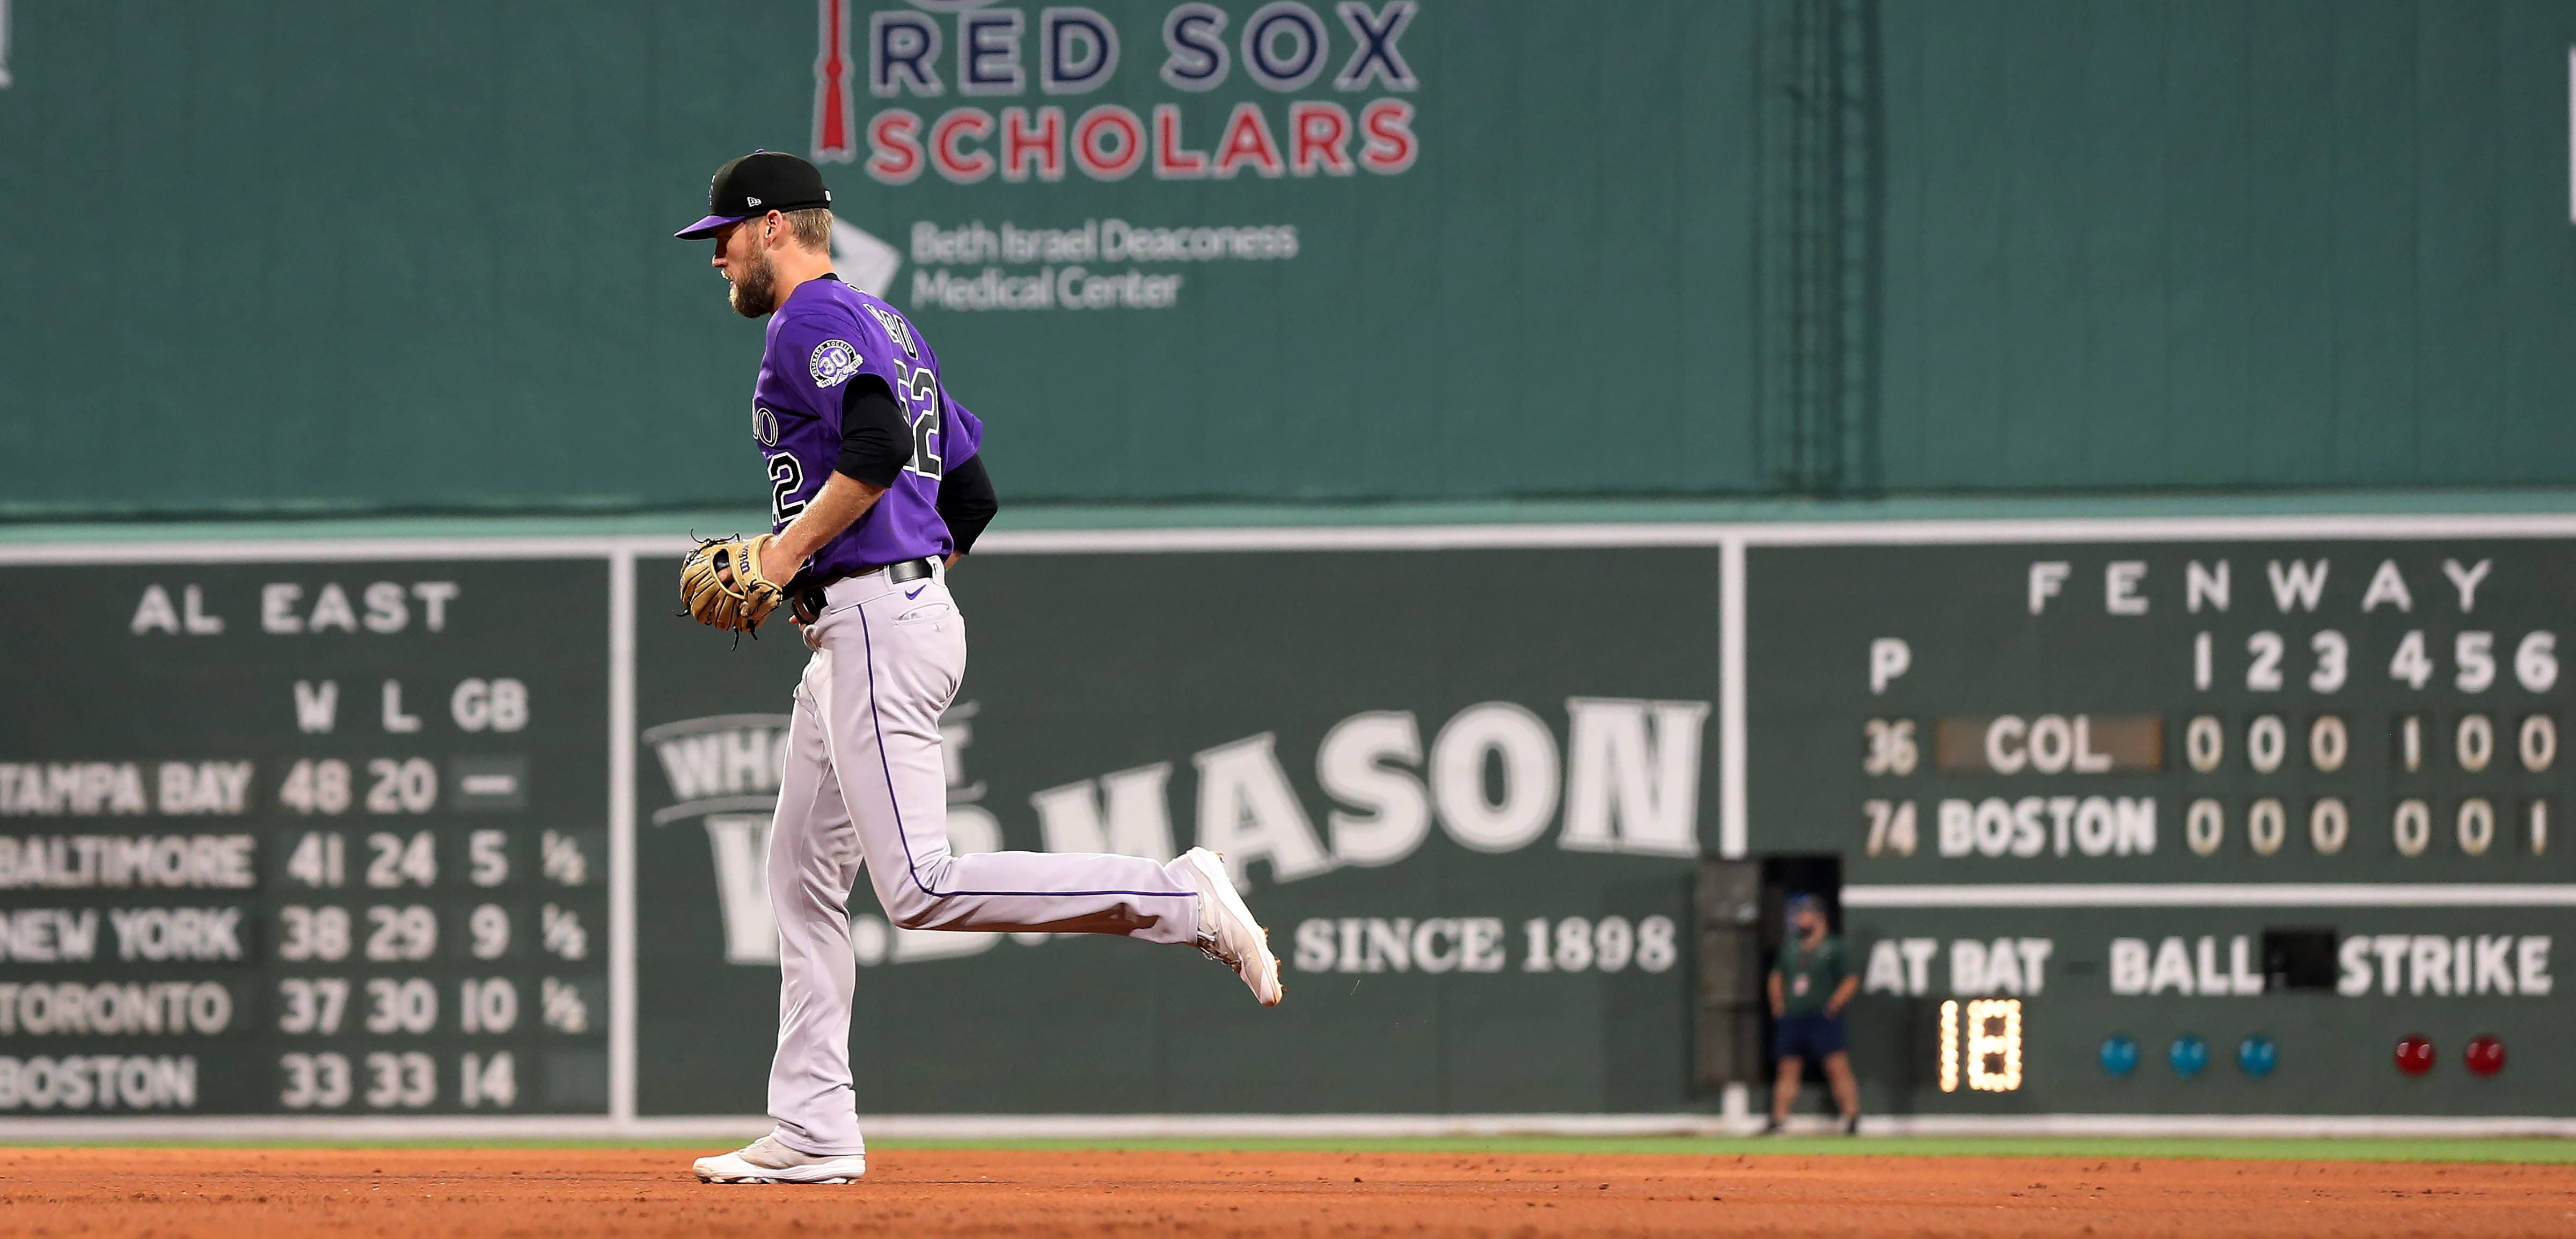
top-left (1774, 1011), bottom-right (1846, 1061)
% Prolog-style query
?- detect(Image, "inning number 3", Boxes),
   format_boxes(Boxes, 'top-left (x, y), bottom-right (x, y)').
top-left (767, 453), bottom-right (807, 528)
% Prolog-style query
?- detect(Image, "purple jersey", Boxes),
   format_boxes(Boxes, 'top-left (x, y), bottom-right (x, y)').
top-left (751, 276), bottom-right (982, 580)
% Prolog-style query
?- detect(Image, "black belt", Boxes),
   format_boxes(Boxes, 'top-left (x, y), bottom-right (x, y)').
top-left (790, 558), bottom-right (938, 623)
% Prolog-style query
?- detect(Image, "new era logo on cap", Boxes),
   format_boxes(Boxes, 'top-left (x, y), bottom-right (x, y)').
top-left (674, 151), bottom-right (832, 239)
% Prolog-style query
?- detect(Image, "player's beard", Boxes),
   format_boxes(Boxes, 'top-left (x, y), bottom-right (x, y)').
top-left (727, 250), bottom-right (779, 318)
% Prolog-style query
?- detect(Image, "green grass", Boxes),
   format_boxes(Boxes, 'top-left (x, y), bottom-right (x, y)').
top-left (12, 1136), bottom-right (2574, 1163)
top-left (863, 1136), bottom-right (2576, 1163)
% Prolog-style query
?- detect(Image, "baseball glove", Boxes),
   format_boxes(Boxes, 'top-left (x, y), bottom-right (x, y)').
top-left (680, 533), bottom-right (787, 635)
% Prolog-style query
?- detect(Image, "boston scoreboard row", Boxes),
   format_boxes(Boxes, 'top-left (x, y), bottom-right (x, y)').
top-left (0, 560), bottom-right (610, 1116)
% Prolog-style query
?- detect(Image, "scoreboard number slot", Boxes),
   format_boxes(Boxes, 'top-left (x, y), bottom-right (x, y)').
top-left (362, 978), bottom-right (438, 1034)
top-left (2309, 716), bottom-right (2347, 772)
top-left (2186, 799), bottom-right (2224, 855)
top-left (365, 831), bottom-right (437, 888)
top-left (468, 830), bottom-right (509, 886)
top-left (276, 978), bottom-right (349, 1034)
top-left (286, 832), bottom-right (346, 887)
top-left (2458, 799), bottom-right (2496, 856)
top-left (2247, 716), bottom-right (2286, 773)
top-left (459, 1051), bottom-right (518, 1109)
top-left (363, 1051), bottom-right (436, 1109)
top-left (458, 978), bottom-right (519, 1033)
top-left (1862, 718), bottom-right (1919, 776)
top-left (2309, 797), bottom-right (2349, 854)
top-left (2394, 799), bottom-right (2432, 857)
top-left (2185, 716), bottom-right (2224, 771)
top-left (2522, 715), bottom-right (2558, 771)
top-left (277, 906), bottom-right (352, 962)
top-left (470, 904), bottom-right (513, 959)
top-left (363, 906), bottom-right (438, 961)
top-left (2457, 716), bottom-right (2494, 772)
top-left (2248, 798), bottom-right (2287, 856)
top-left (277, 1052), bottom-right (353, 1110)
top-left (1862, 799), bottom-right (1918, 857)
top-left (364, 758), bottom-right (438, 815)
top-left (277, 760), bottom-right (353, 815)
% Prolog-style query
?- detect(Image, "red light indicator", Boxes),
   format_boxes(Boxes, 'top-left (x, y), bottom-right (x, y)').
top-left (2464, 1035), bottom-right (2506, 1077)
top-left (2394, 1034), bottom-right (2435, 1076)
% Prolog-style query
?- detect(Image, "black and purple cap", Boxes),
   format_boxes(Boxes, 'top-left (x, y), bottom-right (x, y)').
top-left (674, 150), bottom-right (833, 239)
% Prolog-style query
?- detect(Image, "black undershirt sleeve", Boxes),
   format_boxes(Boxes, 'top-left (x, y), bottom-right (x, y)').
top-left (936, 454), bottom-right (999, 555)
top-left (834, 376), bottom-right (913, 487)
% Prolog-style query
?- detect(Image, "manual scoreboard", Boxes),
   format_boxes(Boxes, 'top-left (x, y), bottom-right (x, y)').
top-left (0, 559), bottom-right (611, 1116)
top-left (1746, 534), bottom-right (2575, 1116)
top-left (5, 521), bottom-right (2571, 1127)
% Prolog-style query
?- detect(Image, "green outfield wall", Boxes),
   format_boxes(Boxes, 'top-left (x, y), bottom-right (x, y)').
top-left (2, 511), bottom-right (2573, 1130)
top-left (5, 1), bottom-right (2575, 521)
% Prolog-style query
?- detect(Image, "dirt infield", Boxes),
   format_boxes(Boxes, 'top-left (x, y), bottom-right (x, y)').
top-left (0, 1146), bottom-right (2567, 1237)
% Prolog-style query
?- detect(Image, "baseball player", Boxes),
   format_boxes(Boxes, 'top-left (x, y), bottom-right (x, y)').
top-left (671, 151), bottom-right (1282, 1185)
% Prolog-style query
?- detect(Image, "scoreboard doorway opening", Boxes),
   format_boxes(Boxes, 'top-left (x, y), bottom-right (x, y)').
top-left (1692, 853), bottom-right (1843, 1090)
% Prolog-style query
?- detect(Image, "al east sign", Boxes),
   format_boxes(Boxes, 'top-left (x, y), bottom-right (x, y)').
top-left (814, 1), bottom-right (1421, 184)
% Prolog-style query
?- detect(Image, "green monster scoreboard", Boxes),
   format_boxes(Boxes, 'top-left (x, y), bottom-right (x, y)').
top-left (1745, 526), bottom-right (2576, 1121)
top-left (1, 519), bottom-right (2571, 1129)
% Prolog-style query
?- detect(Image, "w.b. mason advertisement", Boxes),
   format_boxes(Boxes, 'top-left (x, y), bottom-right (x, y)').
top-left (632, 546), bottom-right (1720, 1115)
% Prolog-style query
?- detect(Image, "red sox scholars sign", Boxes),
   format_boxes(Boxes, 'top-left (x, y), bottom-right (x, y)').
top-left (815, 1), bottom-right (1419, 183)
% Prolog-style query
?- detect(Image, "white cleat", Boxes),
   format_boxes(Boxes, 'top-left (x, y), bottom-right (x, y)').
top-left (1177, 846), bottom-right (1284, 1006)
top-left (692, 1135), bottom-right (867, 1184)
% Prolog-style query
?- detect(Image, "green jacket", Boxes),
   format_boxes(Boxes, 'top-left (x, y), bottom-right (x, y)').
top-left (1775, 935), bottom-right (1848, 1017)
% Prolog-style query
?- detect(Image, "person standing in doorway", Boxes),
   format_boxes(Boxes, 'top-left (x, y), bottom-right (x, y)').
top-left (1764, 894), bottom-right (1860, 1135)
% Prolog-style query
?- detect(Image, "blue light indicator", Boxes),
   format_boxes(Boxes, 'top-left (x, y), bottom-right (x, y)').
top-left (2169, 1034), bottom-right (2208, 1078)
top-left (2099, 1034), bottom-right (2140, 1077)
top-left (2237, 1034), bottom-right (2278, 1078)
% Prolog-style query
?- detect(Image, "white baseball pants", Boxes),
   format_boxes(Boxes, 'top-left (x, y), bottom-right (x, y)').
top-left (762, 564), bottom-right (1204, 1156)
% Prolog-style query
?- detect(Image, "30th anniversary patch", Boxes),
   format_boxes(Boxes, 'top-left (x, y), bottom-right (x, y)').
top-left (808, 339), bottom-right (861, 387)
